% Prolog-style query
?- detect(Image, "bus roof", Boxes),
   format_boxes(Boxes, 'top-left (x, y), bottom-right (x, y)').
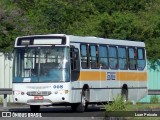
top-left (67, 35), bottom-right (145, 47)
top-left (15, 34), bottom-right (145, 47)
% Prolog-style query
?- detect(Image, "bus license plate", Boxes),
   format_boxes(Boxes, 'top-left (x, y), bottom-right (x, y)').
top-left (34, 96), bottom-right (44, 100)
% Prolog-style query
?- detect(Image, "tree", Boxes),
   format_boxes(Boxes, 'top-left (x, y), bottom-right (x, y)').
top-left (0, 0), bottom-right (160, 61)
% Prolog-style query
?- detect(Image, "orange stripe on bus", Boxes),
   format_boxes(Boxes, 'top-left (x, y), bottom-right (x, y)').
top-left (78, 71), bottom-right (106, 81)
top-left (117, 72), bottom-right (147, 81)
top-left (78, 71), bottom-right (147, 81)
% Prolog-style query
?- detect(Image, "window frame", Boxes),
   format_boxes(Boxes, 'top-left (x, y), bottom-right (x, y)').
top-left (137, 47), bottom-right (146, 70)
top-left (89, 44), bottom-right (99, 69)
top-left (80, 43), bottom-right (146, 71)
top-left (80, 44), bottom-right (90, 69)
top-left (118, 46), bottom-right (128, 70)
top-left (128, 47), bottom-right (137, 70)
top-left (98, 45), bottom-right (109, 69)
top-left (70, 46), bottom-right (80, 71)
top-left (108, 45), bottom-right (118, 70)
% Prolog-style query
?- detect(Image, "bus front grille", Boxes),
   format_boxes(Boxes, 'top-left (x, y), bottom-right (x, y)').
top-left (27, 91), bottom-right (52, 96)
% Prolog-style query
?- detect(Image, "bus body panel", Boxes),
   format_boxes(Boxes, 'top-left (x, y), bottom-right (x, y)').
top-left (70, 80), bottom-right (147, 103)
top-left (13, 83), bottom-right (71, 105)
top-left (12, 34), bottom-right (148, 109)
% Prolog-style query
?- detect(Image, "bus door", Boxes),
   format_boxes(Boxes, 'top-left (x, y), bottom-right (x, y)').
top-left (70, 47), bottom-right (80, 81)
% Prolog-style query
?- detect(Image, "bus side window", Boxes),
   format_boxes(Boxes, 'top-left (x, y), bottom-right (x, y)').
top-left (90, 45), bottom-right (98, 69)
top-left (109, 46), bottom-right (118, 69)
top-left (128, 47), bottom-right (137, 70)
top-left (80, 44), bottom-right (89, 69)
top-left (99, 45), bottom-right (109, 69)
top-left (118, 47), bottom-right (127, 70)
top-left (137, 48), bottom-right (146, 70)
top-left (70, 47), bottom-right (80, 70)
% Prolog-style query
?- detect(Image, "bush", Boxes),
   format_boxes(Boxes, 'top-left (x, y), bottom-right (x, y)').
top-left (104, 95), bottom-right (127, 111)
top-left (150, 95), bottom-right (159, 104)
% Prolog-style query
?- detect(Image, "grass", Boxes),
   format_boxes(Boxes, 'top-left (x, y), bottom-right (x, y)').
top-left (125, 103), bottom-right (160, 111)
top-left (150, 95), bottom-right (159, 104)
top-left (104, 95), bottom-right (127, 111)
top-left (104, 96), bottom-right (160, 112)
top-left (104, 96), bottom-right (160, 120)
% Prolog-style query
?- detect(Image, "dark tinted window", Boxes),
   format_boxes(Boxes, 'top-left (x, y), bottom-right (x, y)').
top-left (109, 46), bottom-right (118, 69)
top-left (81, 44), bottom-right (89, 69)
top-left (99, 45), bottom-right (108, 69)
top-left (137, 48), bottom-right (146, 70)
top-left (128, 47), bottom-right (137, 70)
top-left (118, 47), bottom-right (127, 70)
top-left (90, 45), bottom-right (98, 69)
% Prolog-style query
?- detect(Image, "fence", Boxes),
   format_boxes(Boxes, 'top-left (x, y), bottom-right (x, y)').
top-left (0, 53), bottom-right (13, 103)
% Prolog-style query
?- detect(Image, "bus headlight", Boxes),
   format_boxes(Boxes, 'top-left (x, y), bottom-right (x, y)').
top-left (54, 90), bottom-right (69, 94)
top-left (21, 92), bottom-right (25, 95)
top-left (13, 90), bottom-right (25, 95)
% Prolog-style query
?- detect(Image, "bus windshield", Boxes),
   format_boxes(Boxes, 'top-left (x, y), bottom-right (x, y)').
top-left (13, 47), bottom-right (70, 83)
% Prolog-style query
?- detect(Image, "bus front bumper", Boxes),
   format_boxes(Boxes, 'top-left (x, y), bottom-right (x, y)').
top-left (27, 99), bottom-right (53, 105)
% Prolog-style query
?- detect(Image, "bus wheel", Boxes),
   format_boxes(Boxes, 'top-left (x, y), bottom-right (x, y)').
top-left (30, 105), bottom-right (40, 112)
top-left (76, 90), bottom-right (88, 112)
top-left (121, 88), bottom-right (128, 103)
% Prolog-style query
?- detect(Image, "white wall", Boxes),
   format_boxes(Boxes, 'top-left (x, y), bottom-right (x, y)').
top-left (0, 52), bottom-right (13, 102)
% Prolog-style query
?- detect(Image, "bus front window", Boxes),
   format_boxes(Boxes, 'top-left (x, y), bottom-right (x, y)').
top-left (13, 47), bottom-right (70, 83)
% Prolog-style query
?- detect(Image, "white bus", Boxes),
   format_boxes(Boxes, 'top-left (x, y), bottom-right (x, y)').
top-left (12, 34), bottom-right (147, 112)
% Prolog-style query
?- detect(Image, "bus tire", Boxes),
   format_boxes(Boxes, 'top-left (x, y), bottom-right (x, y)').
top-left (30, 105), bottom-right (40, 112)
top-left (71, 89), bottom-right (89, 112)
top-left (76, 89), bottom-right (89, 112)
top-left (121, 88), bottom-right (128, 103)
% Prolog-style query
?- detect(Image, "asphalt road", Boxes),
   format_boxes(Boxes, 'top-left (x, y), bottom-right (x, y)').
top-left (0, 104), bottom-right (105, 120)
